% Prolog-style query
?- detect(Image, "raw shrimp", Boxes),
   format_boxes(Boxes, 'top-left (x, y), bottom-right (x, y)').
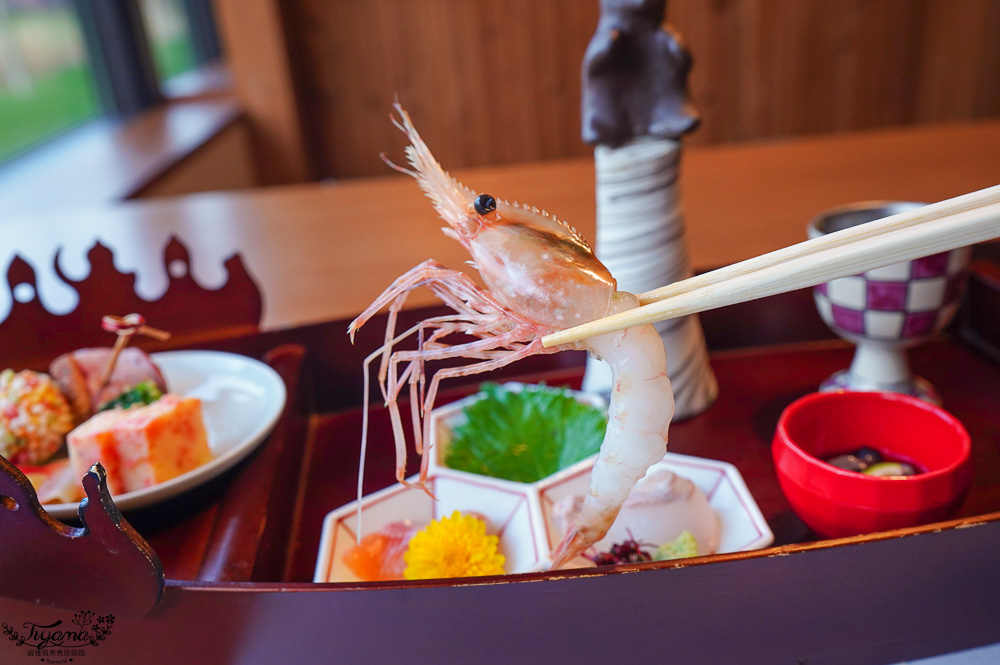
top-left (349, 105), bottom-right (675, 567)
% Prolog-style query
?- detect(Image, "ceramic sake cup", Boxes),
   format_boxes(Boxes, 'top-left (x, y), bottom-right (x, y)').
top-left (808, 201), bottom-right (970, 404)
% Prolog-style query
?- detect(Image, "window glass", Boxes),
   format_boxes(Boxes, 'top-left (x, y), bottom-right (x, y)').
top-left (0, 0), bottom-right (99, 163)
top-left (139, 0), bottom-right (196, 82)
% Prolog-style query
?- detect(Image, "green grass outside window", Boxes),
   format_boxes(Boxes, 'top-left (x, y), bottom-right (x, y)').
top-left (0, 65), bottom-right (99, 163)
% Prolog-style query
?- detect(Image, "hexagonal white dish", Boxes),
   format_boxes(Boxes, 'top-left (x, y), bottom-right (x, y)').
top-left (316, 381), bottom-right (773, 582)
top-left (314, 470), bottom-right (546, 583)
top-left (536, 452), bottom-right (774, 559)
top-left (427, 382), bottom-right (607, 480)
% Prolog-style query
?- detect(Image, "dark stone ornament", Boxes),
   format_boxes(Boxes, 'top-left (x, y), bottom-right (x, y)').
top-left (582, 0), bottom-right (700, 147)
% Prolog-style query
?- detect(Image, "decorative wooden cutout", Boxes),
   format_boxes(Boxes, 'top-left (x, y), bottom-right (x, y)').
top-left (0, 236), bottom-right (263, 367)
top-left (0, 456), bottom-right (164, 618)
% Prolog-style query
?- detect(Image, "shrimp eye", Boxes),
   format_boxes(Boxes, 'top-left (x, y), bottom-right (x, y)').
top-left (474, 194), bottom-right (497, 215)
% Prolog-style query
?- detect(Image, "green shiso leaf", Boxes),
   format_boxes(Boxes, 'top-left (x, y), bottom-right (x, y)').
top-left (443, 382), bottom-right (607, 483)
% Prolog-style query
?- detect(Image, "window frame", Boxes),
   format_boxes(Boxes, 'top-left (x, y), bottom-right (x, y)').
top-left (0, 0), bottom-right (234, 208)
top-left (181, 0), bottom-right (222, 65)
top-left (71, 0), bottom-right (222, 120)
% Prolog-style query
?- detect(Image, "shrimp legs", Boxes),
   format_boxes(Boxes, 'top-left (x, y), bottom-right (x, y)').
top-left (350, 260), bottom-right (562, 490)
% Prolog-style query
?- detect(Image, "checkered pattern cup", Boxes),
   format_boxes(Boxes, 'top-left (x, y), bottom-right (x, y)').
top-left (808, 202), bottom-right (970, 404)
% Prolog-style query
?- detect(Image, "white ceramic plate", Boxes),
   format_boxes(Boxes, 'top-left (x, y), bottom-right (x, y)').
top-left (45, 350), bottom-right (286, 519)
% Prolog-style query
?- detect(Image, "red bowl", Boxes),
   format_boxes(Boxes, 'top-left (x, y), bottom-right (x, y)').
top-left (772, 391), bottom-right (973, 538)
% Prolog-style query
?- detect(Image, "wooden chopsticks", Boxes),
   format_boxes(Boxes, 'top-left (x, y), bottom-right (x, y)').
top-left (541, 184), bottom-right (1000, 348)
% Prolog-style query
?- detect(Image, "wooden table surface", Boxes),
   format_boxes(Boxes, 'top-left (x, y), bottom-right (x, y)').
top-left (2, 119), bottom-right (999, 332)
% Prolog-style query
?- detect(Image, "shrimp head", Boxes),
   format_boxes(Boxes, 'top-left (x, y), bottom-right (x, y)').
top-left (389, 105), bottom-right (617, 332)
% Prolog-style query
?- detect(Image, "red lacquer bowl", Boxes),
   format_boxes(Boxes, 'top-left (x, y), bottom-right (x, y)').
top-left (772, 391), bottom-right (973, 539)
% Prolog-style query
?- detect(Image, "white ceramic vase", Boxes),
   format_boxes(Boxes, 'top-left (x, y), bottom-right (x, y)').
top-left (582, 138), bottom-right (718, 420)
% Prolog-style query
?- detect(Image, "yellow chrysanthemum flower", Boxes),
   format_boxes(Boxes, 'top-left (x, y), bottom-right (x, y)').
top-left (404, 511), bottom-right (505, 580)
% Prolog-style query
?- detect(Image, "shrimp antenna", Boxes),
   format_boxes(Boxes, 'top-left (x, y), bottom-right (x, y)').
top-left (380, 151), bottom-right (418, 178)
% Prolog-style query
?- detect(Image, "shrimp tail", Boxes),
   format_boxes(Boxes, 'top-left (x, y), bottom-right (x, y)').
top-left (550, 528), bottom-right (602, 570)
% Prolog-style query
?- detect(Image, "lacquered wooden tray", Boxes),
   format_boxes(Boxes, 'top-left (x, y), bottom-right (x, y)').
top-left (2, 258), bottom-right (1000, 664)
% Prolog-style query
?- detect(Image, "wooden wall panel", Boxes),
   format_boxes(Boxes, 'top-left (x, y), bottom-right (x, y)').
top-left (213, 0), bottom-right (312, 184)
top-left (286, 0), bottom-right (599, 179)
top-left (915, 0), bottom-right (1000, 121)
top-left (673, 0), bottom-right (1000, 143)
top-left (275, 0), bottom-right (1000, 179)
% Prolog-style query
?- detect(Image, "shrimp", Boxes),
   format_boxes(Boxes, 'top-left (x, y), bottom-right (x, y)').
top-left (349, 105), bottom-right (674, 568)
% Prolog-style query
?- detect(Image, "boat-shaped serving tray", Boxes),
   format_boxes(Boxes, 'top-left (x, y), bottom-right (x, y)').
top-left (2, 259), bottom-right (1000, 665)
